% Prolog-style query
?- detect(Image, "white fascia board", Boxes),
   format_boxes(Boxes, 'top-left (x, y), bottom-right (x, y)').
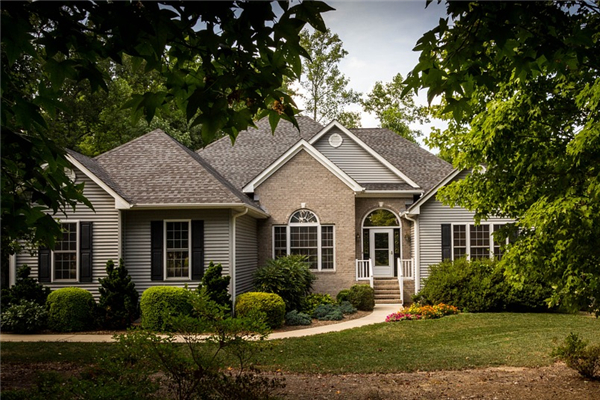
top-left (242, 140), bottom-right (364, 193)
top-left (358, 190), bottom-right (424, 198)
top-left (406, 168), bottom-right (463, 216)
top-left (66, 154), bottom-right (131, 209)
top-left (130, 203), bottom-right (269, 218)
top-left (309, 121), bottom-right (420, 189)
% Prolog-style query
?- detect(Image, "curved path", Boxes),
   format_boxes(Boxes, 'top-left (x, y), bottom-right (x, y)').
top-left (0, 304), bottom-right (400, 343)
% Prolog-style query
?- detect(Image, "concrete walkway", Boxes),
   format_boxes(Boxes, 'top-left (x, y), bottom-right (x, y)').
top-left (0, 304), bottom-right (400, 343)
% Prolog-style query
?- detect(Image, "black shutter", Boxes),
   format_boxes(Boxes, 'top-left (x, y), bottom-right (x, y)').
top-left (191, 220), bottom-right (204, 280)
top-left (151, 221), bottom-right (164, 281)
top-left (79, 221), bottom-right (93, 282)
top-left (441, 224), bottom-right (452, 261)
top-left (38, 247), bottom-right (51, 282)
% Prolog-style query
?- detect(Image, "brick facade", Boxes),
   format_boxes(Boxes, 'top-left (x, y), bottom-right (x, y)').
top-left (255, 150), bottom-right (357, 295)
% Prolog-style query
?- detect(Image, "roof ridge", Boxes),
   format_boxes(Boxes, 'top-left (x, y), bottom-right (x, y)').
top-left (94, 129), bottom-right (167, 161)
top-left (158, 130), bottom-right (260, 208)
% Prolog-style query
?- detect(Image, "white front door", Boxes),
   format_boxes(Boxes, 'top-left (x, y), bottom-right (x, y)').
top-left (370, 229), bottom-right (394, 277)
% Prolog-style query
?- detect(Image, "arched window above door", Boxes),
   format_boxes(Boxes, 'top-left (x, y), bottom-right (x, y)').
top-left (364, 209), bottom-right (399, 227)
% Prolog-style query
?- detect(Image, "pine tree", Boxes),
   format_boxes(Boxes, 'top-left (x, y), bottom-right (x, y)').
top-left (97, 259), bottom-right (139, 329)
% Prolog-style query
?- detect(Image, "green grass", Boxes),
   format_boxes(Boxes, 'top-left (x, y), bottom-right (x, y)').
top-left (253, 313), bottom-right (600, 373)
top-left (2, 313), bottom-right (599, 374)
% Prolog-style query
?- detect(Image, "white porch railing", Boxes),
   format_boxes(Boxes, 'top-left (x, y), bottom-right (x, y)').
top-left (356, 258), bottom-right (374, 288)
top-left (398, 258), bottom-right (414, 305)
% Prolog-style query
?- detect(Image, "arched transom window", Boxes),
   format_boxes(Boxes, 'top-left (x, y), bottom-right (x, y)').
top-left (273, 210), bottom-right (335, 271)
top-left (363, 209), bottom-right (399, 227)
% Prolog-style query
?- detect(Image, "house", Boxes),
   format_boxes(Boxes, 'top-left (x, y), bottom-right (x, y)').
top-left (10, 117), bottom-right (512, 304)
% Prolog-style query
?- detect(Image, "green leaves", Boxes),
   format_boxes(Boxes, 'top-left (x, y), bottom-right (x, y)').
top-left (2, 1), bottom-right (332, 253)
top-left (408, 1), bottom-right (600, 315)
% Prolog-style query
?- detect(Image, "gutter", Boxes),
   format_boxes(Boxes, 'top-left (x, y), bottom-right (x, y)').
top-left (230, 207), bottom-right (249, 311)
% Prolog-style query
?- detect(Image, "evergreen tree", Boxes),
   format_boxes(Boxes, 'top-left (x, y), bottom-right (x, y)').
top-left (97, 259), bottom-right (139, 329)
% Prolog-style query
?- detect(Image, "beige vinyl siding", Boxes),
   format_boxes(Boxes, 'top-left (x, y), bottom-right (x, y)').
top-left (416, 171), bottom-right (513, 290)
top-left (313, 128), bottom-right (404, 184)
top-left (122, 209), bottom-right (231, 294)
top-left (14, 169), bottom-right (120, 298)
top-left (234, 214), bottom-right (258, 295)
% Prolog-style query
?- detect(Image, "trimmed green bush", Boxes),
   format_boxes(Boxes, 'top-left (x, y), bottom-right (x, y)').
top-left (348, 284), bottom-right (375, 311)
top-left (140, 286), bottom-right (193, 331)
top-left (235, 292), bottom-right (285, 329)
top-left (199, 261), bottom-right (231, 308)
top-left (302, 293), bottom-right (335, 315)
top-left (312, 304), bottom-right (343, 321)
top-left (253, 255), bottom-right (316, 312)
top-left (414, 258), bottom-right (551, 312)
top-left (47, 287), bottom-right (96, 332)
top-left (97, 259), bottom-right (139, 330)
top-left (1, 265), bottom-right (51, 307)
top-left (336, 289), bottom-right (350, 304)
top-left (285, 310), bottom-right (312, 326)
top-left (339, 300), bottom-right (357, 314)
top-left (0, 300), bottom-right (48, 333)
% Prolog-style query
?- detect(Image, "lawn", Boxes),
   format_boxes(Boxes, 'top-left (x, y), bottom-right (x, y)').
top-left (3, 312), bottom-right (599, 375)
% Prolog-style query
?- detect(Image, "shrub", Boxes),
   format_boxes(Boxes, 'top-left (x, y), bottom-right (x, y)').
top-left (97, 259), bottom-right (139, 330)
top-left (235, 292), bottom-right (285, 329)
top-left (253, 255), bottom-right (316, 312)
top-left (415, 258), bottom-right (550, 312)
top-left (47, 288), bottom-right (96, 332)
top-left (1, 300), bottom-right (48, 333)
top-left (199, 261), bottom-right (231, 308)
top-left (285, 310), bottom-right (312, 326)
top-left (1, 265), bottom-right (51, 307)
top-left (552, 333), bottom-right (600, 379)
top-left (338, 301), bottom-right (357, 314)
top-left (140, 286), bottom-right (193, 331)
top-left (302, 293), bottom-right (335, 315)
top-left (312, 304), bottom-right (343, 321)
top-left (406, 303), bottom-right (460, 319)
top-left (336, 289), bottom-right (350, 303)
top-left (347, 284), bottom-right (375, 311)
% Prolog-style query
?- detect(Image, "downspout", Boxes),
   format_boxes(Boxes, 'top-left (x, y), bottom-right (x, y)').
top-left (402, 213), bottom-right (420, 295)
top-left (9, 254), bottom-right (16, 286)
top-left (231, 207), bottom-right (249, 311)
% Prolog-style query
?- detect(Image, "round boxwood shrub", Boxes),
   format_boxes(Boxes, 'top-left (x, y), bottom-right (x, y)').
top-left (336, 289), bottom-right (351, 304)
top-left (301, 293), bottom-right (335, 315)
top-left (47, 287), bottom-right (96, 332)
top-left (235, 292), bottom-right (285, 329)
top-left (140, 286), bottom-right (193, 332)
top-left (348, 284), bottom-right (375, 311)
top-left (1, 300), bottom-right (48, 333)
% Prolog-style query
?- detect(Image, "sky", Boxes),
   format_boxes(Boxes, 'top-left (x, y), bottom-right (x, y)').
top-left (294, 0), bottom-right (449, 141)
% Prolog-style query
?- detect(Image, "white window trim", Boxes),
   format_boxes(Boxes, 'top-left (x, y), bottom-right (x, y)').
top-left (451, 223), bottom-right (508, 261)
top-left (52, 220), bottom-right (79, 282)
top-left (163, 219), bottom-right (192, 280)
top-left (272, 211), bottom-right (336, 272)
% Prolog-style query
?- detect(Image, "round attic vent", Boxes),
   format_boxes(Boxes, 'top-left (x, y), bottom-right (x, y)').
top-left (329, 133), bottom-right (343, 148)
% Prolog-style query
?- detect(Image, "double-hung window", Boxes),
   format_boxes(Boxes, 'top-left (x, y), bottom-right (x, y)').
top-left (273, 210), bottom-right (335, 271)
top-left (53, 222), bottom-right (78, 281)
top-left (449, 223), bottom-right (509, 260)
top-left (165, 220), bottom-right (191, 279)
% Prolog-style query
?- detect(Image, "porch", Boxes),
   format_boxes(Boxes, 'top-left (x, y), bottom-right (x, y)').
top-left (355, 258), bottom-right (415, 304)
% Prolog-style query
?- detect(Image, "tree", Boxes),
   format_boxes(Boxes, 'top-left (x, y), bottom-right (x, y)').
top-left (299, 28), bottom-right (361, 124)
top-left (1, 1), bottom-right (333, 267)
top-left (361, 73), bottom-right (428, 143)
top-left (404, 1), bottom-right (600, 314)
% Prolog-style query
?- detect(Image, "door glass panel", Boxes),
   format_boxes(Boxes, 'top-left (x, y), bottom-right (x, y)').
top-left (374, 232), bottom-right (389, 266)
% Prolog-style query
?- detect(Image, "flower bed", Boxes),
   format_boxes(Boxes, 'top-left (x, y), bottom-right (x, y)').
top-left (386, 303), bottom-right (460, 322)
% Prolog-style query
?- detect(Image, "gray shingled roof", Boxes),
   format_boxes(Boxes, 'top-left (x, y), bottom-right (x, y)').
top-left (92, 129), bottom-right (258, 207)
top-left (66, 149), bottom-right (129, 201)
top-left (198, 116), bottom-right (324, 189)
top-left (350, 128), bottom-right (454, 192)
